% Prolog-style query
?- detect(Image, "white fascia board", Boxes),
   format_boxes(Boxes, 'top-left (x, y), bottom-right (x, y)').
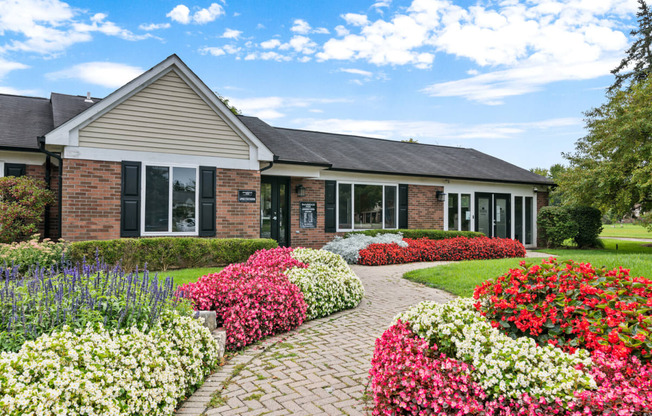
top-left (261, 163), bottom-right (324, 178)
top-left (0, 151), bottom-right (46, 165)
top-left (44, 55), bottom-right (275, 162)
top-left (64, 146), bottom-right (258, 170)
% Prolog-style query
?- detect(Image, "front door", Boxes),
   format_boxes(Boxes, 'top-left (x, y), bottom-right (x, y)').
top-left (475, 193), bottom-right (511, 238)
top-left (261, 176), bottom-right (290, 247)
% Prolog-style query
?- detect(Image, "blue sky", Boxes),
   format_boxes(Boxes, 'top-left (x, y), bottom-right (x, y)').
top-left (0, 0), bottom-right (640, 169)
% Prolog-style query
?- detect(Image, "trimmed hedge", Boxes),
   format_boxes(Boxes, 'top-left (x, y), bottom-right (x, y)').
top-left (67, 237), bottom-right (278, 271)
top-left (346, 229), bottom-right (484, 239)
top-left (569, 206), bottom-right (603, 248)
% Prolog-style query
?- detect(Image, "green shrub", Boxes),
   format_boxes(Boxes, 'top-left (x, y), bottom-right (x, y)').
top-left (569, 206), bottom-right (604, 248)
top-left (0, 235), bottom-right (66, 274)
top-left (0, 176), bottom-right (55, 243)
top-left (537, 206), bottom-right (578, 248)
top-left (67, 237), bottom-right (278, 271)
top-left (346, 229), bottom-right (484, 239)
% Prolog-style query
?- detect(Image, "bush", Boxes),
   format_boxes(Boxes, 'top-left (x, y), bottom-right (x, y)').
top-left (67, 237), bottom-right (278, 271)
top-left (358, 237), bottom-right (526, 266)
top-left (0, 176), bottom-right (55, 243)
top-left (0, 259), bottom-right (184, 352)
top-left (347, 229), bottom-right (484, 239)
top-left (569, 206), bottom-right (603, 248)
top-left (0, 235), bottom-right (66, 274)
top-left (322, 233), bottom-right (407, 264)
top-left (474, 258), bottom-right (652, 362)
top-left (0, 311), bottom-right (220, 416)
top-left (178, 247), bottom-right (307, 350)
top-left (537, 206), bottom-right (578, 248)
top-left (288, 248), bottom-right (365, 319)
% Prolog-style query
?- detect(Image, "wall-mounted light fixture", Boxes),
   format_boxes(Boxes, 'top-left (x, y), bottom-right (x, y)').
top-left (296, 184), bottom-right (306, 197)
top-left (533, 187), bottom-right (539, 193)
top-left (436, 190), bottom-right (446, 202)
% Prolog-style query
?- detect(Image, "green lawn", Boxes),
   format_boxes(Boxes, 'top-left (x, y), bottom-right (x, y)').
top-left (600, 223), bottom-right (652, 239)
top-left (403, 239), bottom-right (652, 298)
top-left (155, 267), bottom-right (223, 287)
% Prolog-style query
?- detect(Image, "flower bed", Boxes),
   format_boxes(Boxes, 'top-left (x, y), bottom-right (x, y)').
top-left (369, 259), bottom-right (652, 415)
top-left (0, 311), bottom-right (220, 416)
top-left (358, 236), bottom-right (526, 266)
top-left (179, 247), bottom-right (364, 349)
top-left (0, 235), bottom-right (66, 275)
top-left (322, 233), bottom-right (406, 264)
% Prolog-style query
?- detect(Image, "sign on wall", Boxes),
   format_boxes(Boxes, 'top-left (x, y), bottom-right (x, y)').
top-left (238, 190), bottom-right (256, 203)
top-left (300, 202), bottom-right (317, 228)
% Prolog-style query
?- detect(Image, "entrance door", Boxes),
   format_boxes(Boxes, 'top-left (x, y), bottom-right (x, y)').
top-left (475, 193), bottom-right (511, 238)
top-left (261, 176), bottom-right (290, 247)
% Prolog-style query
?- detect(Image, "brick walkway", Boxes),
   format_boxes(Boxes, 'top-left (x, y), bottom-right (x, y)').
top-left (176, 261), bottom-right (455, 416)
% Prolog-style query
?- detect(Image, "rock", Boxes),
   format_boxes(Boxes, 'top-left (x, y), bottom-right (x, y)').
top-left (196, 310), bottom-right (217, 331)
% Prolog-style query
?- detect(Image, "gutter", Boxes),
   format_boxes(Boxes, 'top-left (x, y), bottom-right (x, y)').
top-left (37, 137), bottom-right (63, 240)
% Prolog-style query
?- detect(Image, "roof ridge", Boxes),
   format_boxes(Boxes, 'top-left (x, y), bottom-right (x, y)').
top-left (272, 125), bottom-right (472, 150)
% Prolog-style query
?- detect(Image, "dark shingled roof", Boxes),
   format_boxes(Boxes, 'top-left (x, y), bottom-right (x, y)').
top-left (238, 116), bottom-right (553, 185)
top-left (50, 93), bottom-right (100, 129)
top-left (0, 94), bottom-right (54, 149)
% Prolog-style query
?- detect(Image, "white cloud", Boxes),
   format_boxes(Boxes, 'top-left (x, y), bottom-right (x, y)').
top-left (47, 62), bottom-right (143, 88)
top-left (339, 68), bottom-right (373, 77)
top-left (256, 23), bottom-right (265, 29)
top-left (286, 35), bottom-right (317, 54)
top-left (229, 96), bottom-right (350, 119)
top-left (342, 13), bottom-right (369, 26)
top-left (223, 44), bottom-right (240, 54)
top-left (335, 25), bottom-right (349, 36)
top-left (167, 3), bottom-right (224, 25)
top-left (293, 116), bottom-right (582, 141)
top-left (221, 28), bottom-right (242, 39)
top-left (371, 0), bottom-right (392, 10)
top-left (200, 46), bottom-right (225, 56)
top-left (291, 19), bottom-right (311, 34)
top-left (260, 39), bottom-right (281, 49)
top-left (139, 22), bottom-right (171, 31)
top-left (0, 86), bottom-right (37, 95)
top-left (0, 0), bottom-right (150, 55)
top-left (313, 27), bottom-right (330, 34)
top-left (0, 58), bottom-right (29, 79)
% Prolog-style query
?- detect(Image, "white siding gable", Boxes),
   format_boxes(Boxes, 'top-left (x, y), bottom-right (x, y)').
top-left (78, 70), bottom-right (250, 159)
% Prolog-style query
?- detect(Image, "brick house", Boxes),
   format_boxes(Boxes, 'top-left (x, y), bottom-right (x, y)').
top-left (0, 55), bottom-right (552, 248)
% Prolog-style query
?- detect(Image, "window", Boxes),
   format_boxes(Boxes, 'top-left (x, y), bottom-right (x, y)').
top-left (461, 194), bottom-right (471, 231)
top-left (143, 165), bottom-right (197, 234)
top-left (337, 183), bottom-right (397, 230)
top-left (448, 193), bottom-right (459, 230)
top-left (448, 193), bottom-right (470, 231)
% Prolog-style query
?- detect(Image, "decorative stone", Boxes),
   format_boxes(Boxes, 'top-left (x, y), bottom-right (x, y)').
top-left (196, 310), bottom-right (217, 331)
top-left (212, 328), bottom-right (226, 358)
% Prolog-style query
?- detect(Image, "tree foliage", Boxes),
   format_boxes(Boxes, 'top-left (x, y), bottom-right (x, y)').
top-left (0, 176), bottom-right (55, 243)
top-left (610, 0), bottom-right (652, 93)
top-left (216, 94), bottom-right (241, 115)
top-left (559, 78), bottom-right (652, 224)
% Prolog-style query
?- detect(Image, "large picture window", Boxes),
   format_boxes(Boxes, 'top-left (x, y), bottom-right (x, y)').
top-left (337, 183), bottom-right (397, 230)
top-left (143, 165), bottom-right (197, 235)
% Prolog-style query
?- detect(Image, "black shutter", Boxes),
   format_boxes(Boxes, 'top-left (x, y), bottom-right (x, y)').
top-left (324, 180), bottom-right (336, 233)
top-left (398, 184), bottom-right (408, 229)
top-left (4, 163), bottom-right (26, 177)
top-left (198, 166), bottom-right (216, 237)
top-left (121, 161), bottom-right (141, 237)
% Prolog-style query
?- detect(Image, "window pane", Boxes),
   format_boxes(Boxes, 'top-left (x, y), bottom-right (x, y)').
top-left (354, 185), bottom-right (382, 229)
top-left (384, 186), bottom-right (397, 228)
top-left (461, 194), bottom-right (471, 231)
top-left (172, 167), bottom-right (196, 232)
top-left (515, 197), bottom-right (523, 243)
top-left (145, 166), bottom-right (169, 232)
top-left (448, 193), bottom-right (459, 230)
top-left (338, 184), bottom-right (352, 229)
top-left (525, 197), bottom-right (533, 245)
top-left (260, 182), bottom-right (272, 238)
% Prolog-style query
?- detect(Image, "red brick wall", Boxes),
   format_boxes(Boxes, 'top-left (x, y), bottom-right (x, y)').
top-left (290, 178), bottom-right (344, 249)
top-left (536, 191), bottom-right (549, 247)
top-left (216, 168), bottom-right (260, 239)
top-left (407, 185), bottom-right (444, 230)
top-left (61, 159), bottom-right (122, 241)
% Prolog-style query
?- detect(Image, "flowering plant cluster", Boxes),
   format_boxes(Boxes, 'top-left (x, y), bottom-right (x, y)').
top-left (0, 176), bottom-right (55, 244)
top-left (322, 233), bottom-right (407, 264)
top-left (358, 237), bottom-right (526, 266)
top-left (0, 234), bottom-right (67, 275)
top-left (474, 258), bottom-right (652, 361)
top-left (0, 310), bottom-right (220, 416)
top-left (0, 257), bottom-right (183, 353)
top-left (288, 248), bottom-right (364, 319)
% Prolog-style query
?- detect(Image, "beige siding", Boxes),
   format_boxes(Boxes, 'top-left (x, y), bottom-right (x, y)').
top-left (78, 70), bottom-right (250, 159)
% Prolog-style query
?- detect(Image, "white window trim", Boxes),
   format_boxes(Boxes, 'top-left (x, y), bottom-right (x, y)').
top-left (140, 162), bottom-right (200, 237)
top-left (335, 181), bottom-right (399, 232)
top-left (0, 161), bottom-right (4, 177)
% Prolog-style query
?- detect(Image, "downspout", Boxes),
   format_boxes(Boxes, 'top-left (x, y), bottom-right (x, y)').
top-left (259, 161), bottom-right (274, 173)
top-left (44, 155), bottom-right (51, 238)
top-left (37, 136), bottom-right (63, 241)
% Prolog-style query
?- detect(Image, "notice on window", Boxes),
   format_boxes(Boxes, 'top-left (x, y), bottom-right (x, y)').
top-left (300, 202), bottom-right (317, 228)
top-left (238, 190), bottom-right (256, 203)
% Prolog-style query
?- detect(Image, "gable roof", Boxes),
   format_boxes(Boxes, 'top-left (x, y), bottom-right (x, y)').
top-left (0, 94), bottom-right (54, 149)
top-left (238, 116), bottom-right (553, 185)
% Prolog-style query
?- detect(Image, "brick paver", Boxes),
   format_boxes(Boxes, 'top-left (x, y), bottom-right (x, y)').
top-left (176, 261), bottom-right (456, 416)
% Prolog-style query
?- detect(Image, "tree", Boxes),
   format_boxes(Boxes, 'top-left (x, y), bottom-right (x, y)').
top-left (609, 0), bottom-right (652, 93)
top-left (216, 94), bottom-right (242, 115)
top-left (0, 176), bottom-right (55, 243)
top-left (558, 77), bottom-right (652, 228)
top-left (529, 167), bottom-right (549, 177)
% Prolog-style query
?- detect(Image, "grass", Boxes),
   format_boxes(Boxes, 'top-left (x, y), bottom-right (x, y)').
top-left (403, 239), bottom-right (652, 298)
top-left (600, 223), bottom-right (652, 239)
top-left (155, 267), bottom-right (223, 287)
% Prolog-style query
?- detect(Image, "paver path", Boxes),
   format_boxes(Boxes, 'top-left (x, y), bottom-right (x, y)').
top-left (176, 261), bottom-right (455, 416)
